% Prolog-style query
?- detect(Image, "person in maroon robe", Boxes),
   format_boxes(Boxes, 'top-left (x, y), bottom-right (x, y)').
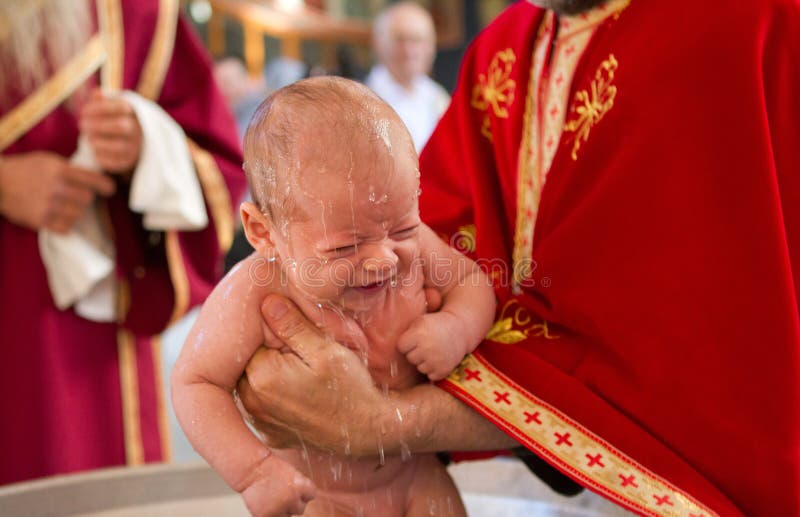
top-left (0, 0), bottom-right (245, 485)
top-left (235, 0), bottom-right (800, 515)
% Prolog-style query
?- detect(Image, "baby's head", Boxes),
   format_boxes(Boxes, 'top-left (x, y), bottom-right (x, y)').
top-left (241, 76), bottom-right (422, 309)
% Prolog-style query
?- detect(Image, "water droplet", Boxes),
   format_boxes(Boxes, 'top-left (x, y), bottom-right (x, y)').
top-left (399, 440), bottom-right (412, 463)
top-left (428, 497), bottom-right (438, 515)
top-left (331, 462), bottom-right (342, 481)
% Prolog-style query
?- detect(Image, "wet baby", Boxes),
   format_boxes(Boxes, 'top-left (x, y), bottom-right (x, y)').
top-left (172, 76), bottom-right (496, 517)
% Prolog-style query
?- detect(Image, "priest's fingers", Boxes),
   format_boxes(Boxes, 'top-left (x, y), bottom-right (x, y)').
top-left (88, 136), bottom-right (140, 174)
top-left (82, 89), bottom-right (136, 118)
top-left (240, 346), bottom-right (308, 408)
top-left (260, 295), bottom-right (330, 367)
top-left (62, 166), bottom-right (117, 196)
top-left (54, 181), bottom-right (95, 208)
top-left (81, 112), bottom-right (140, 139)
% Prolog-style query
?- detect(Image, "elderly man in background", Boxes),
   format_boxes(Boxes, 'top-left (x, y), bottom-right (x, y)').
top-left (364, 1), bottom-right (450, 152)
top-left (0, 0), bottom-right (244, 485)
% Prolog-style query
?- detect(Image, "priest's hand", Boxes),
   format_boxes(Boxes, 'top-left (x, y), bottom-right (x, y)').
top-left (237, 294), bottom-right (518, 458)
top-left (237, 294), bottom-right (384, 456)
top-left (0, 151), bottom-right (116, 233)
top-left (79, 89), bottom-right (142, 178)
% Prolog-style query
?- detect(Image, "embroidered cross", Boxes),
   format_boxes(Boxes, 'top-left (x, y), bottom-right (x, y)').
top-left (493, 391), bottom-right (511, 405)
top-left (585, 453), bottom-right (604, 468)
top-left (464, 368), bottom-right (482, 382)
top-left (524, 411), bottom-right (542, 424)
top-left (653, 494), bottom-right (674, 507)
top-left (619, 474), bottom-right (638, 488)
top-left (554, 432), bottom-right (573, 446)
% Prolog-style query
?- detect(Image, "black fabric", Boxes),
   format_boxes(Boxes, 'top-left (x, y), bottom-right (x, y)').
top-left (511, 447), bottom-right (585, 496)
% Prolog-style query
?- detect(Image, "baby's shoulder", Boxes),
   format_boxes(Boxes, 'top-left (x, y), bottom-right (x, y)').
top-left (214, 253), bottom-right (287, 305)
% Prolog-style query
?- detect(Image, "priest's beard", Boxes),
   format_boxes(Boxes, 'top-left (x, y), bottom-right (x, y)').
top-left (0, 0), bottom-right (91, 102)
top-left (527, 0), bottom-right (607, 15)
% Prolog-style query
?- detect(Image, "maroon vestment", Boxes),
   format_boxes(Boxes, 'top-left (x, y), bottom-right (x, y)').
top-left (0, 0), bottom-right (245, 484)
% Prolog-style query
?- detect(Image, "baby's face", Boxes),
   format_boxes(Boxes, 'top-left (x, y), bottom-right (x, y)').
top-left (271, 130), bottom-right (422, 311)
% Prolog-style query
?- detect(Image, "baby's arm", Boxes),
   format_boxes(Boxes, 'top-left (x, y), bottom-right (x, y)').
top-left (171, 255), bottom-right (315, 516)
top-left (397, 224), bottom-right (496, 380)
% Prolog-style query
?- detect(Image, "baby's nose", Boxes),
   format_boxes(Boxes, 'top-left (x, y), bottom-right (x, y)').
top-left (361, 244), bottom-right (398, 273)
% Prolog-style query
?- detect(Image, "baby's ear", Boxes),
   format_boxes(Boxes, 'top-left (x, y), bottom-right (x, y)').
top-left (240, 202), bottom-right (277, 255)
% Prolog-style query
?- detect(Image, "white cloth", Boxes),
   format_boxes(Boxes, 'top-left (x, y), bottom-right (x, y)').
top-left (364, 65), bottom-right (450, 152)
top-left (39, 91), bottom-right (206, 321)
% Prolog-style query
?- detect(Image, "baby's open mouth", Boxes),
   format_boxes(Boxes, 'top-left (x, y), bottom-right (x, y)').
top-left (356, 279), bottom-right (391, 291)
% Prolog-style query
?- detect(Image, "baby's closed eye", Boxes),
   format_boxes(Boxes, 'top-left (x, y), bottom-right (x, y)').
top-left (391, 224), bottom-right (420, 239)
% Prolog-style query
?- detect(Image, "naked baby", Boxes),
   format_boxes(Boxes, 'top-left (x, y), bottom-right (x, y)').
top-left (172, 76), bottom-right (496, 517)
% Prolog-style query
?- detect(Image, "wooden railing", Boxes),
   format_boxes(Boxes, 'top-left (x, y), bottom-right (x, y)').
top-left (205, 0), bottom-right (372, 77)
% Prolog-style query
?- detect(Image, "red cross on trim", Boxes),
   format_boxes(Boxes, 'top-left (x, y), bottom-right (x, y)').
top-left (493, 391), bottom-right (511, 405)
top-left (619, 474), bottom-right (638, 488)
top-left (464, 368), bottom-right (481, 382)
top-left (554, 432), bottom-right (572, 446)
top-left (524, 411), bottom-right (542, 424)
top-left (549, 106), bottom-right (558, 118)
top-left (653, 494), bottom-right (674, 507)
top-left (565, 45), bottom-right (576, 56)
top-left (555, 74), bottom-right (564, 86)
top-left (585, 453), bottom-right (604, 468)
top-left (546, 137), bottom-right (554, 149)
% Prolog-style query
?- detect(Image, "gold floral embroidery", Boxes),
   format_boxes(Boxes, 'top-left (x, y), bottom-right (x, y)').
top-left (451, 224), bottom-right (477, 253)
top-left (486, 300), bottom-right (559, 344)
top-left (471, 48), bottom-right (517, 141)
top-left (563, 54), bottom-right (618, 160)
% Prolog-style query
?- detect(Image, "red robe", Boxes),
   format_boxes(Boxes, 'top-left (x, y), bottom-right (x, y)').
top-left (0, 0), bottom-right (245, 484)
top-left (420, 1), bottom-right (800, 515)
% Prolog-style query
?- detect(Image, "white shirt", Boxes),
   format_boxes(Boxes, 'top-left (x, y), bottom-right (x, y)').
top-left (365, 65), bottom-right (450, 152)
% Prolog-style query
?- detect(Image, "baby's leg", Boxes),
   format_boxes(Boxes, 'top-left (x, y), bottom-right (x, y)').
top-left (405, 455), bottom-right (466, 517)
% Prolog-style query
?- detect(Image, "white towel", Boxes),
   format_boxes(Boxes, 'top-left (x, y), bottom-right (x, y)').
top-left (39, 91), bottom-right (207, 322)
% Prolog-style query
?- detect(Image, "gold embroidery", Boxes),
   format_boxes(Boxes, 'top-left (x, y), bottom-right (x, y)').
top-left (150, 336), bottom-right (174, 462)
top-left (563, 54), bottom-right (618, 160)
top-left (189, 139), bottom-right (235, 252)
top-left (0, 36), bottom-right (106, 152)
top-left (165, 230), bottom-right (190, 325)
top-left (451, 224), bottom-right (477, 254)
top-left (511, 37), bottom-right (543, 292)
top-left (444, 354), bottom-right (719, 517)
top-left (118, 329), bottom-right (144, 466)
top-left (137, 0), bottom-right (179, 100)
top-left (486, 300), bottom-right (559, 344)
top-left (97, 0), bottom-right (124, 91)
top-left (471, 48), bottom-right (517, 141)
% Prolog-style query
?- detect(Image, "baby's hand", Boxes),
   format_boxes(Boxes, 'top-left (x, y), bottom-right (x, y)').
top-left (240, 454), bottom-right (316, 517)
top-left (397, 311), bottom-right (469, 381)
